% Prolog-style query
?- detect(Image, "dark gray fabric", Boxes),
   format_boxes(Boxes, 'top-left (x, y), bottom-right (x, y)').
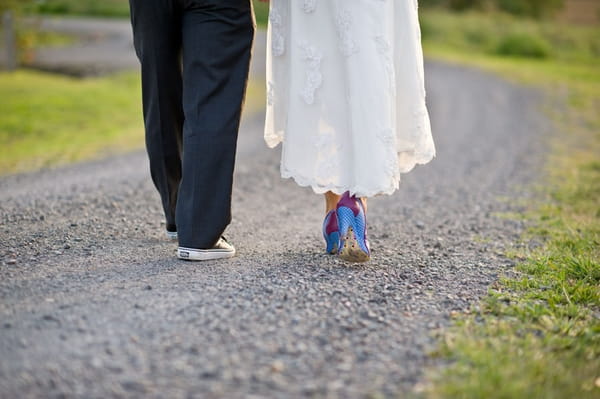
top-left (129, 0), bottom-right (254, 249)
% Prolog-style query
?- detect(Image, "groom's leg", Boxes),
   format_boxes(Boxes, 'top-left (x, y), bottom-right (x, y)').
top-left (176, 0), bottom-right (254, 249)
top-left (129, 0), bottom-right (184, 230)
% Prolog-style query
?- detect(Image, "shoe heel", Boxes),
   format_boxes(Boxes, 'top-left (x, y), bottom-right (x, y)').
top-left (325, 231), bottom-right (340, 254)
top-left (339, 226), bottom-right (371, 263)
top-left (337, 206), bottom-right (370, 263)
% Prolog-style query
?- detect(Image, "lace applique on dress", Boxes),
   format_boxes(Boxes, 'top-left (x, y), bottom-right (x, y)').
top-left (377, 128), bottom-right (395, 147)
top-left (377, 128), bottom-right (400, 181)
top-left (298, 41), bottom-right (323, 105)
top-left (267, 82), bottom-right (275, 106)
top-left (374, 36), bottom-right (396, 94)
top-left (314, 131), bottom-right (342, 184)
top-left (335, 9), bottom-right (359, 57)
top-left (269, 8), bottom-right (285, 57)
top-left (266, 0), bottom-right (435, 197)
top-left (302, 0), bottom-right (317, 13)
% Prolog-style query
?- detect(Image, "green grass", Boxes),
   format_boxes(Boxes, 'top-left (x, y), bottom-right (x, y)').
top-left (0, 69), bottom-right (265, 175)
top-left (26, 0), bottom-right (130, 18)
top-left (419, 9), bottom-right (600, 399)
top-left (420, 9), bottom-right (600, 68)
top-left (0, 0), bottom-right (269, 175)
top-left (0, 70), bottom-right (143, 173)
top-left (253, 1), bottom-right (269, 28)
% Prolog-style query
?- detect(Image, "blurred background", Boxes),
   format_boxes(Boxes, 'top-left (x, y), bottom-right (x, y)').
top-left (0, 0), bottom-right (598, 175)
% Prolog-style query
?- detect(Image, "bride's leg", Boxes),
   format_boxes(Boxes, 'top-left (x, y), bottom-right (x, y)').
top-left (323, 191), bottom-right (341, 254)
top-left (324, 191), bottom-right (341, 214)
top-left (324, 191), bottom-right (368, 213)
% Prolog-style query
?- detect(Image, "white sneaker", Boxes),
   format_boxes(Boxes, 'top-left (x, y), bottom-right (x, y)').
top-left (177, 237), bottom-right (235, 261)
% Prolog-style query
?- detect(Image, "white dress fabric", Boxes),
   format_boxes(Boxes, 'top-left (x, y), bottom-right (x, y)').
top-left (264, 0), bottom-right (436, 197)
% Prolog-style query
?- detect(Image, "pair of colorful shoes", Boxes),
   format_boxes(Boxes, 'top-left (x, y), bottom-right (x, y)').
top-left (323, 191), bottom-right (370, 262)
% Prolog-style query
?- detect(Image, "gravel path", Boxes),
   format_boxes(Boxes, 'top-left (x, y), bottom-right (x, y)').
top-left (0, 49), bottom-right (545, 397)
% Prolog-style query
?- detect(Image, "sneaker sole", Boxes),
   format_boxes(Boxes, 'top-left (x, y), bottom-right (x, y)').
top-left (177, 247), bottom-right (235, 261)
top-left (167, 231), bottom-right (178, 240)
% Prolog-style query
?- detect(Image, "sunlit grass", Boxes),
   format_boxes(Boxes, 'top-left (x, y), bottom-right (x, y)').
top-left (0, 70), bottom-right (143, 173)
top-left (26, 0), bottom-right (130, 18)
top-left (253, 1), bottom-right (269, 27)
top-left (420, 9), bottom-right (600, 399)
top-left (0, 0), bottom-right (269, 175)
top-left (0, 69), bottom-right (266, 175)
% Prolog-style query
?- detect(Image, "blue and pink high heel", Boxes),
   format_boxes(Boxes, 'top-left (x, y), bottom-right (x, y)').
top-left (334, 191), bottom-right (370, 262)
top-left (323, 210), bottom-right (340, 255)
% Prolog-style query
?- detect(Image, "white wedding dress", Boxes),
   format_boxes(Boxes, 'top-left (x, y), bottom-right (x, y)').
top-left (264, 0), bottom-right (435, 198)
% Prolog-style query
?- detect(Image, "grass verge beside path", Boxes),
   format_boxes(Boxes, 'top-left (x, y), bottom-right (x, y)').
top-left (0, 70), bottom-right (143, 174)
top-left (0, 70), bottom-right (265, 175)
top-left (0, 0), bottom-right (269, 175)
top-left (419, 10), bottom-right (600, 399)
top-left (25, 0), bottom-right (130, 19)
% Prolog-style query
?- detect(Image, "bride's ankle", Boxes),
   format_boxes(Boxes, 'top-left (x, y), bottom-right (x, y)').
top-left (324, 191), bottom-right (341, 214)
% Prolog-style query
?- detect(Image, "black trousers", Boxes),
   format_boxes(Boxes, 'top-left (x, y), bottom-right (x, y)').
top-left (129, 0), bottom-right (254, 249)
